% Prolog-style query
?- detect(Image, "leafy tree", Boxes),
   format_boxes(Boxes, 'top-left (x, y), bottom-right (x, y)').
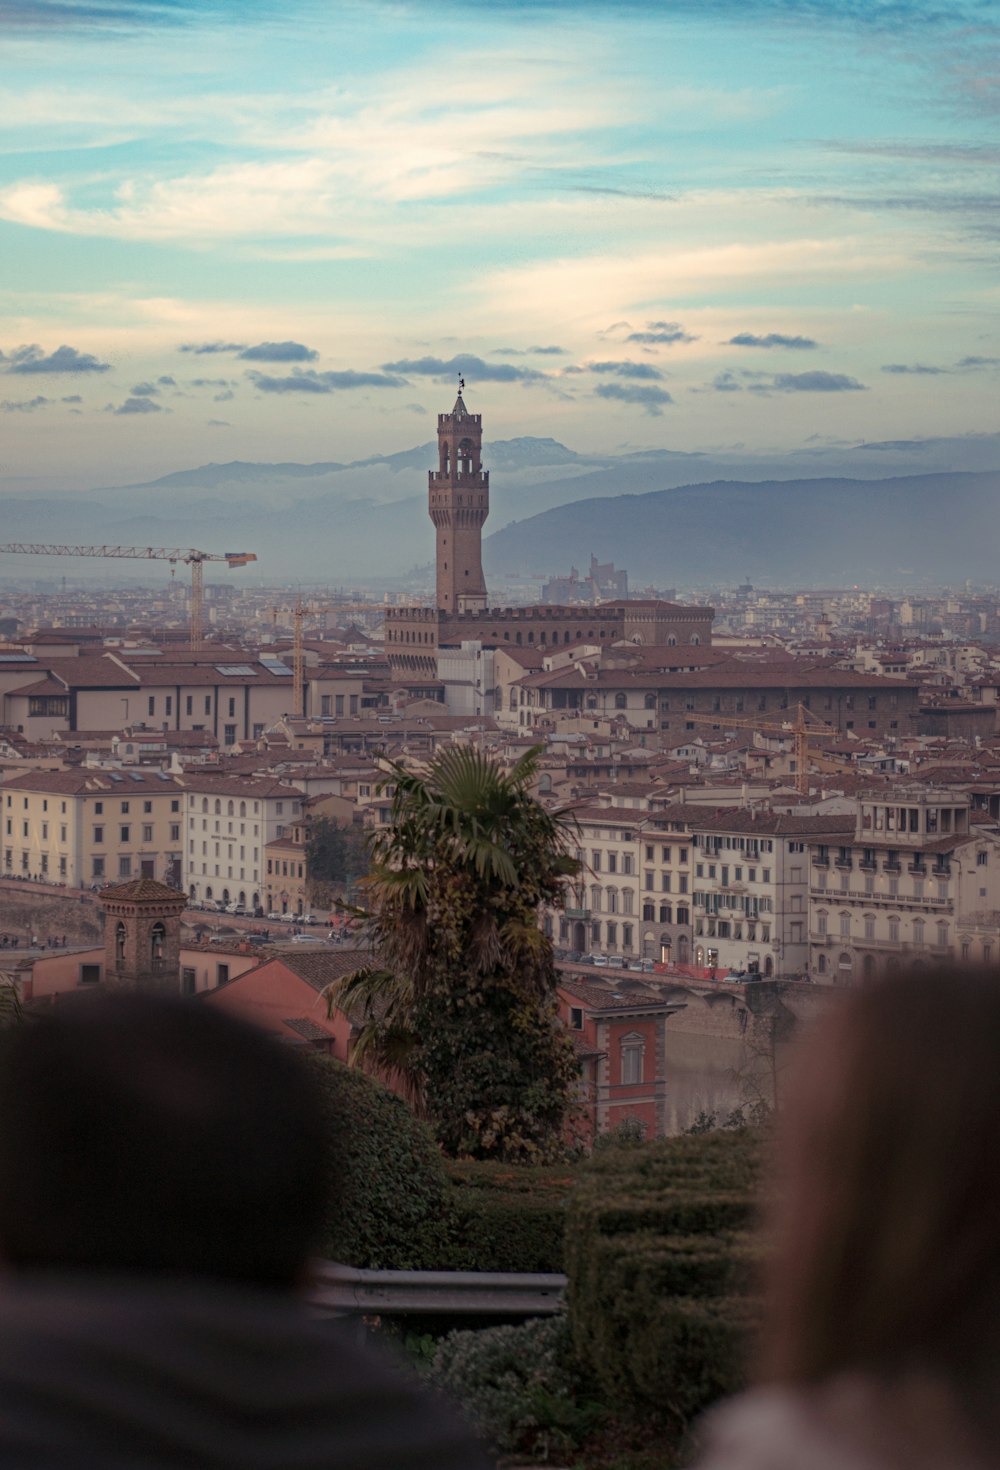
top-left (305, 816), bottom-right (368, 887)
top-left (323, 744), bottom-right (580, 1162)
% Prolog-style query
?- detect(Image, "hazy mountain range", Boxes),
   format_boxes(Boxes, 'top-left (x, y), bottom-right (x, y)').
top-left (1, 433), bottom-right (997, 588)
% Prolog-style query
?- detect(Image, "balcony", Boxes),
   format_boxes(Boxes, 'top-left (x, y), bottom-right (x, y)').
top-left (811, 854), bottom-right (829, 867)
top-left (858, 859), bottom-right (877, 873)
top-left (883, 859), bottom-right (901, 874)
top-left (834, 858), bottom-right (853, 870)
top-left (907, 862), bottom-right (927, 876)
top-left (564, 907), bottom-right (591, 921)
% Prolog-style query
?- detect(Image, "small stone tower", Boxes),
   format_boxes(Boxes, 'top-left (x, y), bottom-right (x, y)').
top-left (99, 879), bottom-right (187, 994)
top-left (429, 383), bottom-right (489, 613)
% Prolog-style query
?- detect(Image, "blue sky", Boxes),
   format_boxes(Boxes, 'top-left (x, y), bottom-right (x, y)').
top-left (1, 0), bottom-right (998, 488)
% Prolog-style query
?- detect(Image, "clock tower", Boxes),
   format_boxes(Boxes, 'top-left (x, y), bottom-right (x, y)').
top-left (429, 382), bottom-right (489, 613)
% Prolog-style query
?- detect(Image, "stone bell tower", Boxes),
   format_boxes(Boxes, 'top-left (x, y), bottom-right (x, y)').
top-left (429, 380), bottom-right (489, 613)
top-left (100, 878), bottom-right (187, 994)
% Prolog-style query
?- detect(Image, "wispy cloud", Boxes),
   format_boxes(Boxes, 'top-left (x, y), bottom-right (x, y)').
top-left (594, 382), bottom-right (673, 414)
top-left (626, 320), bottom-right (697, 345)
top-left (247, 368), bottom-right (407, 393)
top-left (586, 360), bottom-right (665, 379)
top-left (381, 353), bottom-right (547, 383)
top-left (1, 395), bottom-right (51, 412)
top-left (755, 371), bottom-right (866, 393)
top-left (881, 362), bottom-right (947, 374)
top-left (180, 341), bottom-right (247, 355)
top-left (237, 340), bottom-right (317, 362)
top-left (727, 332), bottom-right (818, 349)
top-left (109, 395), bottom-right (162, 414)
top-left (5, 343), bottom-right (110, 374)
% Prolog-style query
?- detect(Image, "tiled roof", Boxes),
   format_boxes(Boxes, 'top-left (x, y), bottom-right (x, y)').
top-left (262, 948), bottom-right (371, 994)
top-left (100, 878), bottom-right (186, 903)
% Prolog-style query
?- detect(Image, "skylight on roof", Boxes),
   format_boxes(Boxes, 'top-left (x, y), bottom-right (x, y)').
top-left (107, 772), bottom-right (124, 782)
top-left (128, 771), bottom-right (146, 782)
top-left (0, 653), bottom-right (37, 663)
top-left (259, 659), bottom-right (293, 675)
top-left (215, 664), bottom-right (257, 677)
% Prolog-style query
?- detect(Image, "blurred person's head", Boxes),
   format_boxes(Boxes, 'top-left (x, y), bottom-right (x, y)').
top-left (763, 967), bottom-right (1000, 1399)
top-left (0, 994), bottom-right (328, 1288)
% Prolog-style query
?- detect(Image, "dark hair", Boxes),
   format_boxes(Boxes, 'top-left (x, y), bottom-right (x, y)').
top-left (763, 967), bottom-right (1000, 1401)
top-left (0, 995), bottom-right (329, 1287)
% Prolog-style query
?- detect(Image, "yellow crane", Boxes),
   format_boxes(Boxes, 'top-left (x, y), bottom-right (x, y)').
top-left (685, 702), bottom-right (849, 797)
top-left (269, 598), bottom-right (323, 718)
top-left (0, 542), bottom-right (256, 650)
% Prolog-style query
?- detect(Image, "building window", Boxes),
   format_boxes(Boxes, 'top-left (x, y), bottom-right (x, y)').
top-left (143, 825), bottom-right (153, 843)
top-left (120, 825), bottom-right (130, 843)
top-left (569, 1006), bottom-right (584, 1030)
top-left (118, 856), bottom-right (132, 878)
top-left (620, 1035), bottom-right (644, 1085)
top-left (79, 963), bottom-right (101, 985)
top-left (148, 697), bottom-right (155, 716)
top-left (182, 968), bottom-right (197, 996)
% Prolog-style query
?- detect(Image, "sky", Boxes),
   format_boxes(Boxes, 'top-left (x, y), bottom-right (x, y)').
top-left (1, 0), bottom-right (998, 490)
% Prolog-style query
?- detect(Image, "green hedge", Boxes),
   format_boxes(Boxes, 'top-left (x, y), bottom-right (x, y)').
top-left (305, 1056), bottom-right (448, 1269)
top-left (436, 1160), bottom-right (574, 1272)
top-left (565, 1130), bottom-right (764, 1425)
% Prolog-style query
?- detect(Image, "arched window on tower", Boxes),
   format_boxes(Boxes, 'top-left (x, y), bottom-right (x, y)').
top-left (115, 921), bottom-right (126, 970)
top-left (150, 921), bottom-right (166, 971)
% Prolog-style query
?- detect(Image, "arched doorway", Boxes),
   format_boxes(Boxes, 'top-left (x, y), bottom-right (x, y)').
top-left (572, 921), bottom-right (586, 952)
top-left (676, 935), bottom-right (689, 964)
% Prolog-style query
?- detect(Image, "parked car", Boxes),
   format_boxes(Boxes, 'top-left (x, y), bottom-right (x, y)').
top-left (300, 913), bottom-right (318, 926)
top-left (290, 933), bottom-right (325, 945)
top-left (607, 956), bottom-right (626, 969)
top-left (565, 950), bottom-right (584, 964)
top-left (266, 912), bottom-right (283, 922)
top-left (628, 959), bottom-right (655, 972)
top-left (590, 954), bottom-right (609, 967)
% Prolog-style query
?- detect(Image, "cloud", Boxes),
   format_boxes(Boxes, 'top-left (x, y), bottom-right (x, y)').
top-left (179, 341), bottom-right (246, 355)
top-left (494, 345), bottom-right (566, 357)
top-left (110, 396), bottom-right (162, 414)
top-left (129, 380), bottom-right (160, 396)
top-left (587, 360), bottom-right (665, 380)
top-left (237, 340), bottom-right (318, 362)
top-left (727, 332), bottom-right (818, 349)
top-left (881, 362), bottom-right (947, 374)
top-left (625, 321), bottom-right (696, 345)
top-left (206, 418), bottom-right (230, 427)
top-left (755, 371), bottom-right (867, 393)
top-left (213, 389), bottom-right (234, 401)
top-left (190, 377), bottom-right (234, 388)
top-left (712, 371), bottom-right (743, 392)
top-left (1, 395), bottom-right (51, 412)
top-left (61, 394), bottom-right (82, 403)
top-left (7, 343), bottom-right (110, 374)
top-left (157, 374), bottom-right (176, 386)
top-left (247, 368), bottom-right (407, 393)
top-left (594, 382), bottom-right (674, 414)
top-left (380, 353), bottom-right (546, 383)
top-left (957, 355), bottom-right (1000, 368)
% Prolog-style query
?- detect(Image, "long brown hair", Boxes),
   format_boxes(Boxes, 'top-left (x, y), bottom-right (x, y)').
top-left (762, 967), bottom-right (1000, 1402)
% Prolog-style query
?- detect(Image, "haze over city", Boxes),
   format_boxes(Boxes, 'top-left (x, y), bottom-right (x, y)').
top-left (2, 0), bottom-right (998, 505)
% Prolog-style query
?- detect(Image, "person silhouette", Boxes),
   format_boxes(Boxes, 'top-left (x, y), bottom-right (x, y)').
top-left (695, 967), bottom-right (1000, 1470)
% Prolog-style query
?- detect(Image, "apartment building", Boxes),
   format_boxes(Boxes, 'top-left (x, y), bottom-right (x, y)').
top-left (1, 768), bottom-right (184, 887)
top-left (264, 817), bottom-right (309, 916)
top-left (692, 812), bottom-right (854, 979)
top-left (556, 807), bottom-right (643, 958)
top-left (180, 775), bottom-right (303, 912)
top-left (807, 788), bottom-right (1000, 982)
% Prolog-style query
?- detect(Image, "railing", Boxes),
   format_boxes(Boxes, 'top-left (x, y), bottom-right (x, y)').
top-left (309, 1262), bottom-right (566, 1318)
top-left (564, 908), bottom-right (590, 920)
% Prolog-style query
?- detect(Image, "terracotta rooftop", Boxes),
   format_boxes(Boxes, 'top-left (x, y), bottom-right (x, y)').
top-left (99, 878), bottom-right (186, 903)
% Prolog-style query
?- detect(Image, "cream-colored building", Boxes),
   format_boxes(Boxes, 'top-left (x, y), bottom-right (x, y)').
top-left (2, 767), bottom-right (185, 887)
top-left (807, 788), bottom-right (1000, 982)
top-left (180, 775), bottom-right (303, 913)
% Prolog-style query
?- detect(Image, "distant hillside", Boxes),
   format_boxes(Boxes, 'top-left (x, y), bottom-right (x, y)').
top-left (3, 435), bottom-right (998, 585)
top-left (483, 472), bottom-right (1000, 585)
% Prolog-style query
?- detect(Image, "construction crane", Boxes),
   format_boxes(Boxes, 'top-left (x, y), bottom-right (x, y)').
top-left (270, 598), bottom-right (323, 718)
top-left (0, 543), bottom-right (256, 650)
top-left (684, 702), bottom-right (846, 797)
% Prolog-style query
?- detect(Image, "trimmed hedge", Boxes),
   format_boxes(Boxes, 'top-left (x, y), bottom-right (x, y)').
top-left (437, 1160), bottom-right (574, 1272)
top-left (565, 1130), bottom-right (764, 1425)
top-left (305, 1056), bottom-right (448, 1269)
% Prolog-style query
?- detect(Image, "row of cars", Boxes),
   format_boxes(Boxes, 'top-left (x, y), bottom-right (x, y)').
top-left (554, 949), bottom-right (656, 973)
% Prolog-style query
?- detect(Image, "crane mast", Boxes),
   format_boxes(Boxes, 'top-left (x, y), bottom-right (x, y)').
top-left (0, 543), bottom-right (256, 648)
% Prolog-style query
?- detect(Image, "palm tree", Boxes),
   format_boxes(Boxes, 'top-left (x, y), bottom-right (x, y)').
top-left (323, 743), bottom-right (580, 1160)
